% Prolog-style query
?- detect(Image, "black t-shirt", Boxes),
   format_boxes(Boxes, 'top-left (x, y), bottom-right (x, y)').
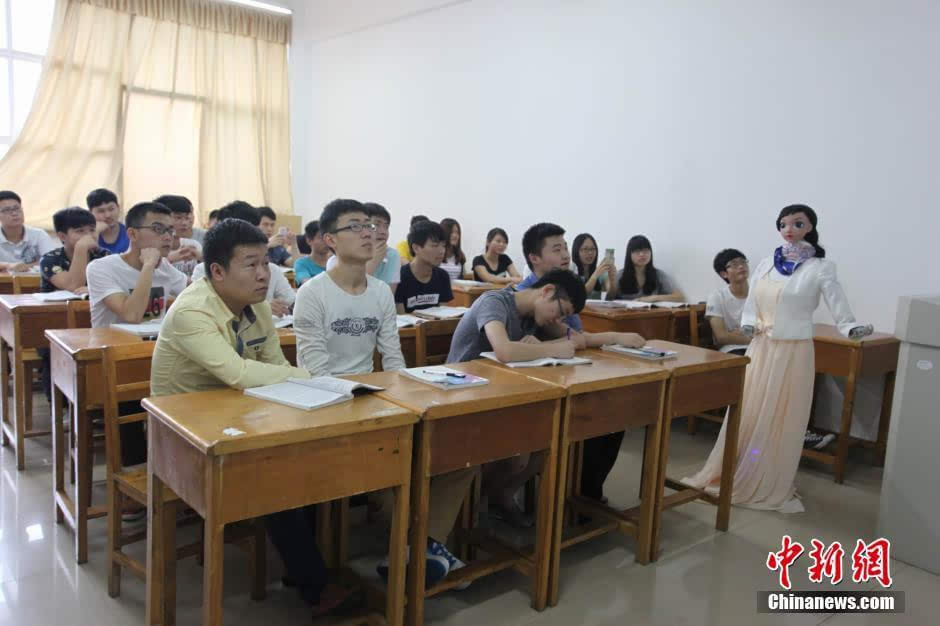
top-left (472, 254), bottom-right (513, 281)
top-left (39, 246), bottom-right (110, 292)
top-left (395, 264), bottom-right (454, 312)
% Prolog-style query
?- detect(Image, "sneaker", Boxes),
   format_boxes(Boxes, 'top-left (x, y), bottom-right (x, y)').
top-left (376, 550), bottom-right (449, 588)
top-left (803, 430), bottom-right (825, 449)
top-left (813, 433), bottom-right (836, 451)
top-left (427, 538), bottom-right (470, 590)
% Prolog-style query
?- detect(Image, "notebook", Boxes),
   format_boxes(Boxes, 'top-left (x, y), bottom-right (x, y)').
top-left (588, 300), bottom-right (654, 310)
top-left (396, 314), bottom-right (425, 328)
top-left (244, 376), bottom-right (384, 410)
top-left (33, 290), bottom-right (89, 302)
top-left (111, 319), bottom-right (164, 337)
top-left (413, 306), bottom-right (469, 320)
top-left (652, 301), bottom-right (690, 309)
top-left (399, 366), bottom-right (489, 390)
top-left (601, 344), bottom-right (678, 360)
top-left (480, 351), bottom-right (592, 368)
top-left (451, 279), bottom-right (487, 289)
top-left (273, 315), bottom-right (294, 329)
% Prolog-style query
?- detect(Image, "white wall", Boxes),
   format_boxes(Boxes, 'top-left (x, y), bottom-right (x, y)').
top-left (289, 0), bottom-right (940, 332)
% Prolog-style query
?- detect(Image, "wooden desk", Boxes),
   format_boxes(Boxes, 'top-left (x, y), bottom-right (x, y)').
top-left (449, 281), bottom-right (500, 308)
top-left (484, 351), bottom-right (669, 606)
top-left (0, 295), bottom-right (72, 470)
top-left (144, 390), bottom-right (418, 626)
top-left (668, 304), bottom-right (705, 347)
top-left (603, 340), bottom-right (748, 560)
top-left (808, 324), bottom-right (900, 483)
top-left (0, 272), bottom-right (41, 295)
top-left (347, 362), bottom-right (565, 626)
top-left (580, 306), bottom-right (674, 339)
top-left (276, 328), bottom-right (296, 365)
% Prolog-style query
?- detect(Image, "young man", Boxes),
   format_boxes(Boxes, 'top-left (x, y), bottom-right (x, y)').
top-left (87, 188), bottom-right (130, 254)
top-left (191, 202), bottom-right (294, 316)
top-left (395, 214), bottom-right (429, 263)
top-left (150, 219), bottom-right (355, 618)
top-left (85, 202), bottom-right (188, 328)
top-left (0, 190), bottom-right (57, 271)
top-left (257, 205), bottom-right (295, 267)
top-left (293, 220), bottom-right (331, 286)
top-left (206, 209), bottom-right (221, 230)
top-left (40, 207), bottom-right (109, 293)
top-left (156, 194), bottom-right (207, 244)
top-left (292, 199), bottom-right (458, 586)
top-left (706, 248), bottom-right (752, 355)
top-left (516, 222), bottom-right (645, 504)
top-left (327, 202), bottom-right (401, 292)
top-left (395, 220), bottom-right (453, 313)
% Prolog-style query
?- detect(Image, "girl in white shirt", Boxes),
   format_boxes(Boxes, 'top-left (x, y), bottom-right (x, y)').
top-left (683, 205), bottom-right (872, 513)
top-left (439, 218), bottom-right (466, 281)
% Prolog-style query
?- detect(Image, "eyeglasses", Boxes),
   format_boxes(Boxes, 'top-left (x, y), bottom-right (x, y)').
top-left (0, 206), bottom-right (23, 215)
top-left (371, 221), bottom-right (390, 232)
top-left (555, 296), bottom-right (566, 320)
top-left (725, 259), bottom-right (749, 270)
top-left (580, 247), bottom-right (597, 254)
top-left (333, 222), bottom-right (377, 234)
top-left (137, 223), bottom-right (176, 237)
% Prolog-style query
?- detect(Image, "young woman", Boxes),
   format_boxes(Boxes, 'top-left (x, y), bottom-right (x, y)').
top-left (472, 227), bottom-right (522, 284)
top-left (571, 233), bottom-right (617, 300)
top-left (682, 205), bottom-right (872, 513)
top-left (439, 218), bottom-right (466, 280)
top-left (617, 235), bottom-right (683, 302)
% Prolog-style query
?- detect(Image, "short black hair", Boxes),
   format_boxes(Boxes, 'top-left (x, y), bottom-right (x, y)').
top-left (713, 248), bottom-right (747, 282)
top-left (319, 199), bottom-right (367, 235)
top-left (410, 214), bottom-right (429, 226)
top-left (208, 209), bottom-right (221, 221)
top-left (304, 220), bottom-right (321, 239)
top-left (296, 234), bottom-right (311, 255)
top-left (522, 223), bottom-right (566, 271)
top-left (256, 206), bottom-right (277, 222)
top-left (125, 202), bottom-right (171, 229)
top-left (53, 207), bottom-right (96, 233)
top-left (154, 194), bottom-right (193, 215)
top-left (408, 220), bottom-right (446, 256)
top-left (86, 188), bottom-right (118, 211)
top-left (216, 201), bottom-right (259, 226)
top-left (0, 190), bottom-right (21, 204)
top-left (531, 269), bottom-right (587, 314)
top-left (364, 202), bottom-right (391, 224)
top-left (203, 219), bottom-right (269, 275)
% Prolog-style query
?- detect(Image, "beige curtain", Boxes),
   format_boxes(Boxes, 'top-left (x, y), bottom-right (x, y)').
top-left (0, 0), bottom-right (293, 229)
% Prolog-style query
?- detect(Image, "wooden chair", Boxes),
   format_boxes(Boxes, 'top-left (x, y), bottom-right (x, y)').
top-left (66, 300), bottom-right (91, 329)
top-left (415, 319), bottom-right (460, 366)
top-left (102, 342), bottom-right (266, 600)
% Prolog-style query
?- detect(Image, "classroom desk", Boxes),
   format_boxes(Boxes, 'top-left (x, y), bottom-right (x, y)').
top-left (449, 281), bottom-right (500, 308)
top-left (603, 340), bottom-right (748, 560)
top-left (483, 350), bottom-right (669, 606)
top-left (0, 295), bottom-right (72, 470)
top-left (580, 304), bottom-right (706, 346)
top-left (144, 390), bottom-right (418, 626)
top-left (346, 362), bottom-right (566, 626)
top-left (0, 272), bottom-right (41, 295)
top-left (807, 324), bottom-right (900, 483)
top-left (281, 269), bottom-right (296, 289)
top-left (275, 327), bottom-right (296, 365)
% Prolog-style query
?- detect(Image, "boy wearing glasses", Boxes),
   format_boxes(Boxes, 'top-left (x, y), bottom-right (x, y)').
top-left (706, 248), bottom-right (752, 355)
top-left (0, 190), bottom-right (57, 272)
top-left (326, 202), bottom-right (400, 292)
top-left (394, 220), bottom-right (453, 313)
top-left (86, 202), bottom-right (188, 328)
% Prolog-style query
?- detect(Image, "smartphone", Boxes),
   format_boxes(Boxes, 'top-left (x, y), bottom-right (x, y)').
top-left (604, 248), bottom-right (615, 263)
top-left (278, 226), bottom-right (288, 236)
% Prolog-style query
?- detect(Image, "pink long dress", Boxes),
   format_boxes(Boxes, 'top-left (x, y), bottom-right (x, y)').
top-left (682, 273), bottom-right (815, 513)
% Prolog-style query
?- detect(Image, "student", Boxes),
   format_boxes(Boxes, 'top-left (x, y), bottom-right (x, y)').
top-left (395, 221), bottom-right (453, 313)
top-left (191, 202), bottom-right (294, 317)
top-left (472, 227), bottom-right (522, 285)
top-left (40, 207), bottom-right (109, 293)
top-left (293, 220), bottom-right (331, 286)
top-left (516, 222), bottom-right (645, 507)
top-left (328, 203), bottom-right (400, 291)
top-left (168, 231), bottom-right (202, 278)
top-left (395, 214), bottom-right (429, 263)
top-left (0, 190), bottom-right (57, 271)
top-left (258, 205), bottom-right (295, 267)
top-left (150, 218), bottom-right (356, 618)
top-left (87, 188), bottom-right (129, 254)
top-left (85, 202), bottom-right (188, 328)
top-left (439, 218), bottom-right (466, 280)
top-left (571, 233), bottom-right (617, 300)
top-left (617, 235), bottom-right (683, 302)
top-left (156, 194), bottom-right (206, 244)
top-left (706, 248), bottom-right (752, 355)
top-left (293, 199), bottom-right (460, 585)
top-left (206, 209), bottom-right (221, 230)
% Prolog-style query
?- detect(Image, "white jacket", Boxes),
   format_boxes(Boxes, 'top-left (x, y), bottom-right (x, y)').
top-left (741, 256), bottom-right (862, 340)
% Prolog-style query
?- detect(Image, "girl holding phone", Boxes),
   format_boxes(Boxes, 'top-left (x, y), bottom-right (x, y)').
top-left (572, 233), bottom-right (618, 300)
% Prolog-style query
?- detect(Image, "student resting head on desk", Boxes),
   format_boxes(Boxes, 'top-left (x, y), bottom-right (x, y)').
top-left (293, 199), bottom-right (464, 587)
top-left (149, 218), bottom-right (358, 617)
top-left (616, 234), bottom-right (684, 303)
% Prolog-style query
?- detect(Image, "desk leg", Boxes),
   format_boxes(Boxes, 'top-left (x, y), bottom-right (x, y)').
top-left (202, 463), bottom-right (225, 626)
top-left (637, 383), bottom-right (667, 564)
top-left (716, 400), bottom-right (742, 532)
top-left (875, 371), bottom-right (896, 467)
top-left (13, 350), bottom-right (26, 470)
top-left (147, 471), bottom-right (178, 626)
top-left (548, 400), bottom-right (571, 607)
top-left (52, 384), bottom-right (66, 525)
top-left (387, 483), bottom-right (410, 626)
top-left (651, 380), bottom-right (676, 562)
top-left (532, 401), bottom-right (560, 612)
top-left (834, 349), bottom-right (860, 484)
top-left (73, 395), bottom-right (91, 563)
top-left (406, 422), bottom-right (431, 626)
top-left (0, 340), bottom-right (8, 448)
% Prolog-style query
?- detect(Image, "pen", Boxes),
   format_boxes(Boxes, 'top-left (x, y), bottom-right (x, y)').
top-left (636, 348), bottom-right (667, 357)
top-left (423, 370), bottom-right (466, 378)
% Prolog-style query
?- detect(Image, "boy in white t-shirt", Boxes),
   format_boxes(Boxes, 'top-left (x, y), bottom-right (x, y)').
top-left (86, 201), bottom-right (188, 328)
top-left (705, 248), bottom-right (752, 355)
top-left (0, 190), bottom-right (57, 271)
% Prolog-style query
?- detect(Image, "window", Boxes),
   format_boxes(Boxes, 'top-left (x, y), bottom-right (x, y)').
top-left (0, 0), bottom-right (55, 159)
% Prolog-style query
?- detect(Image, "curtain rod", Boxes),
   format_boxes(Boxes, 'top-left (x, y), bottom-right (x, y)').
top-left (222, 0), bottom-right (291, 15)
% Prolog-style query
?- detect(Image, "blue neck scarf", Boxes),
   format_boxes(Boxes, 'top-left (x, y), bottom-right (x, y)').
top-left (774, 243), bottom-right (815, 276)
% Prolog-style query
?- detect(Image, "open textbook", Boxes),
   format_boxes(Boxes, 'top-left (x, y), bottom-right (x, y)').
top-left (396, 314), bottom-right (425, 328)
top-left (273, 315), bottom-right (294, 329)
top-left (451, 279), bottom-right (488, 289)
top-left (586, 299), bottom-right (689, 310)
top-left (32, 290), bottom-right (89, 302)
top-left (244, 376), bottom-right (384, 410)
top-left (111, 319), bottom-right (164, 337)
top-left (399, 366), bottom-right (489, 390)
top-left (601, 344), bottom-right (678, 360)
top-left (480, 351), bottom-right (592, 368)
top-left (413, 306), bottom-right (469, 320)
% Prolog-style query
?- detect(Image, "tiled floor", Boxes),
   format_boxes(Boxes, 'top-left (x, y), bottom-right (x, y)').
top-left (1, 393), bottom-right (936, 625)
